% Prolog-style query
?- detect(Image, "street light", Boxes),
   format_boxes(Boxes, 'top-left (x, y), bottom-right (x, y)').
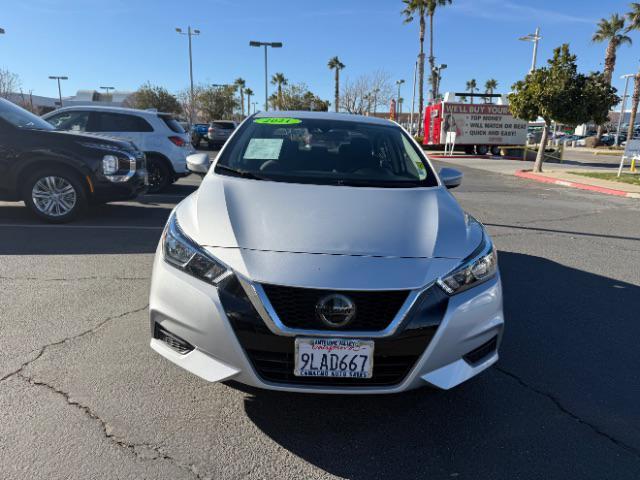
top-left (252, 101), bottom-right (259, 114)
top-left (616, 73), bottom-right (636, 146)
top-left (48, 76), bottom-right (68, 108)
top-left (176, 26), bottom-right (200, 125)
top-left (100, 86), bottom-right (115, 101)
top-left (249, 41), bottom-right (283, 111)
top-left (396, 79), bottom-right (405, 121)
top-left (519, 27), bottom-right (542, 73)
top-left (372, 88), bottom-right (380, 116)
top-left (432, 64), bottom-right (447, 103)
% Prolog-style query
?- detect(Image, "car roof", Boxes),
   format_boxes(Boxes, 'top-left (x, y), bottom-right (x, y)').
top-left (253, 110), bottom-right (396, 127)
top-left (44, 105), bottom-right (172, 117)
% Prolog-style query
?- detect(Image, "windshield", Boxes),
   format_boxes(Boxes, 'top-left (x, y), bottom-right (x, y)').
top-left (215, 117), bottom-right (437, 188)
top-left (212, 121), bottom-right (235, 129)
top-left (0, 98), bottom-right (54, 130)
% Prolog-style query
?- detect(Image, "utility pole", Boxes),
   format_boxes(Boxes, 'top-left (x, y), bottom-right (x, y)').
top-left (249, 41), bottom-right (283, 111)
top-left (176, 26), bottom-right (200, 125)
top-left (519, 27), bottom-right (542, 73)
top-left (48, 76), bottom-right (68, 108)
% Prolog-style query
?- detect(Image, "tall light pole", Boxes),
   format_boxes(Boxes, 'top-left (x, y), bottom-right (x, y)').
top-left (396, 79), bottom-right (405, 122)
top-left (519, 27), bottom-right (542, 73)
top-left (252, 101), bottom-right (258, 114)
top-left (616, 73), bottom-right (636, 146)
top-left (249, 41), bottom-right (283, 111)
top-left (410, 59), bottom-right (418, 133)
top-left (176, 26), bottom-right (200, 125)
top-left (48, 76), bottom-right (68, 108)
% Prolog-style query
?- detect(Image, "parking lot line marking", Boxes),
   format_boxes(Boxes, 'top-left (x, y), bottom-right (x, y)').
top-left (0, 223), bottom-right (164, 230)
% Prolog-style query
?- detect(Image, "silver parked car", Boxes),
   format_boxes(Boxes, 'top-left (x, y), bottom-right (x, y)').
top-left (206, 120), bottom-right (237, 149)
top-left (149, 111), bottom-right (503, 394)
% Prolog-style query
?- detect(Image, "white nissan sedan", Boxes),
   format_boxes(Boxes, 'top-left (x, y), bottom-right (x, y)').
top-left (149, 111), bottom-right (503, 394)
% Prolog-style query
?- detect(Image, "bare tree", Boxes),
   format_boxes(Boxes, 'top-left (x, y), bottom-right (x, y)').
top-left (177, 84), bottom-right (205, 122)
top-left (0, 68), bottom-right (20, 99)
top-left (340, 70), bottom-right (393, 115)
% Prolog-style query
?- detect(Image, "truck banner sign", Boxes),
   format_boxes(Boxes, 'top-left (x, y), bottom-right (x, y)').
top-left (437, 103), bottom-right (528, 146)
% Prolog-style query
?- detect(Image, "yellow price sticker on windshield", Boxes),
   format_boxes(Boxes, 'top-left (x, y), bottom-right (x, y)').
top-left (254, 117), bottom-right (302, 125)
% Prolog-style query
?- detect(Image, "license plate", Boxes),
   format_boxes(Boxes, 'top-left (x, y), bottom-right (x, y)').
top-left (294, 338), bottom-right (374, 379)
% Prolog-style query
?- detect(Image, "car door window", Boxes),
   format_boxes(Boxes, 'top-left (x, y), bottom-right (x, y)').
top-left (47, 111), bottom-right (90, 132)
top-left (92, 112), bottom-right (153, 132)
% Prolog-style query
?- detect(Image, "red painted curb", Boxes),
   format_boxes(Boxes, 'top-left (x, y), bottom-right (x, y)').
top-left (429, 155), bottom-right (522, 160)
top-left (515, 170), bottom-right (635, 198)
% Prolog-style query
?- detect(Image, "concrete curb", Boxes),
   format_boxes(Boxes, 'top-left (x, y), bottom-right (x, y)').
top-left (515, 170), bottom-right (640, 198)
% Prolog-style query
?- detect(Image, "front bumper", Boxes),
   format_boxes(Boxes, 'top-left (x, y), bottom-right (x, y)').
top-left (92, 168), bottom-right (148, 202)
top-left (149, 248), bottom-right (504, 394)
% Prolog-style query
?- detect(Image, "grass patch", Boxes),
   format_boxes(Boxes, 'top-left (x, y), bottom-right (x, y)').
top-left (569, 171), bottom-right (640, 186)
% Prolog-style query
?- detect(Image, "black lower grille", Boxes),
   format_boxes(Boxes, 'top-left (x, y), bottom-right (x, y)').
top-left (218, 276), bottom-right (448, 388)
top-left (463, 336), bottom-right (498, 365)
top-left (153, 323), bottom-right (194, 354)
top-left (261, 284), bottom-right (409, 331)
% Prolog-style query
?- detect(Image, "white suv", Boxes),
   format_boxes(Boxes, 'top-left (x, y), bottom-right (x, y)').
top-left (43, 106), bottom-right (195, 192)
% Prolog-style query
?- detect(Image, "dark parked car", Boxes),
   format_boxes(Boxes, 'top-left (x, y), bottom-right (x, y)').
top-left (0, 99), bottom-right (147, 223)
top-left (207, 120), bottom-right (237, 149)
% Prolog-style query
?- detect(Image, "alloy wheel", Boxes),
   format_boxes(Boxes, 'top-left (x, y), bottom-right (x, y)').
top-left (31, 176), bottom-right (77, 217)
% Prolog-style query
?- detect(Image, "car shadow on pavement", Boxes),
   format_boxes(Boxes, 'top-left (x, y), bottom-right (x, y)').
top-left (0, 203), bottom-right (173, 255)
top-left (238, 252), bottom-right (640, 479)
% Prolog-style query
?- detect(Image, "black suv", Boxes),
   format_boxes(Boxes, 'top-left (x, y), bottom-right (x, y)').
top-left (0, 99), bottom-right (147, 223)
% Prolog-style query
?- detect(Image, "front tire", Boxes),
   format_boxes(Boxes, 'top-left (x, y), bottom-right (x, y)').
top-left (23, 168), bottom-right (87, 223)
top-left (147, 156), bottom-right (172, 193)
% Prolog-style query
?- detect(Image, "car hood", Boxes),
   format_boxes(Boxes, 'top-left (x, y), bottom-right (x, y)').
top-left (41, 129), bottom-right (136, 151)
top-left (178, 174), bottom-right (483, 260)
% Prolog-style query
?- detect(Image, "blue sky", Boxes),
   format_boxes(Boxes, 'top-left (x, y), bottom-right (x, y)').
top-left (1, 0), bottom-right (638, 107)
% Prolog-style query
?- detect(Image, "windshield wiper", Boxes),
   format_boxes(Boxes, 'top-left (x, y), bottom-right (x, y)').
top-left (214, 164), bottom-right (265, 180)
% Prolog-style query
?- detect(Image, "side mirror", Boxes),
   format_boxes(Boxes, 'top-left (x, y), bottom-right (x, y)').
top-left (439, 167), bottom-right (463, 189)
top-left (186, 153), bottom-right (210, 175)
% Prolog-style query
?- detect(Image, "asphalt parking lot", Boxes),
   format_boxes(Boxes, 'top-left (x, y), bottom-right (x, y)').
top-left (1, 158), bottom-right (639, 479)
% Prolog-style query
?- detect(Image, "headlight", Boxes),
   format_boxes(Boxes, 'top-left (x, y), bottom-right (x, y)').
top-left (162, 212), bottom-right (229, 285)
top-left (436, 234), bottom-right (497, 295)
top-left (102, 155), bottom-right (118, 175)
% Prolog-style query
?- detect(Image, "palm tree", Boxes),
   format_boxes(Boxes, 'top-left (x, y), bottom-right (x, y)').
top-left (234, 78), bottom-right (246, 117)
top-left (465, 79), bottom-right (477, 103)
top-left (327, 56), bottom-right (346, 112)
top-left (244, 88), bottom-right (254, 115)
top-left (270, 73), bottom-right (288, 110)
top-left (593, 14), bottom-right (632, 140)
top-left (402, 1), bottom-right (452, 135)
top-left (426, 1), bottom-right (452, 103)
top-left (485, 79), bottom-right (498, 103)
top-left (403, 1), bottom-right (427, 136)
top-left (626, 4), bottom-right (640, 142)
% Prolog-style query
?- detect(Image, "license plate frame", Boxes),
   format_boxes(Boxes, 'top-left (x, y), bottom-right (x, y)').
top-left (294, 337), bottom-right (374, 379)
